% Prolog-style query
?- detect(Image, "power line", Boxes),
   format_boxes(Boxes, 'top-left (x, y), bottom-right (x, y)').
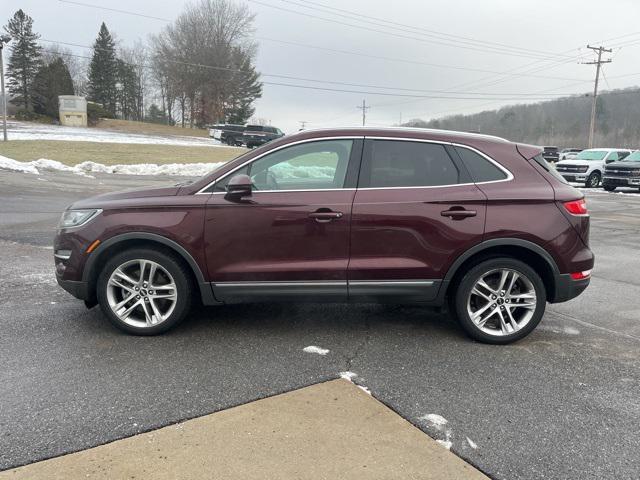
top-left (38, 38), bottom-right (582, 98)
top-left (257, 37), bottom-right (585, 82)
top-left (273, 0), bottom-right (576, 60)
top-left (58, 0), bottom-right (171, 21)
top-left (246, 0), bottom-right (581, 61)
top-left (57, 0), bottom-right (588, 83)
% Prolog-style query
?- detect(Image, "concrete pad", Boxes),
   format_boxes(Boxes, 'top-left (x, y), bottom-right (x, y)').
top-left (1, 380), bottom-right (487, 479)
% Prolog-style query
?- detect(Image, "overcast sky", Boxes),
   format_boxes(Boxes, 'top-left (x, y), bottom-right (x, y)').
top-left (5, 0), bottom-right (640, 132)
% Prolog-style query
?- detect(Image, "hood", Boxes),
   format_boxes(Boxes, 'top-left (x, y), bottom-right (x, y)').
top-left (555, 159), bottom-right (593, 166)
top-left (605, 161), bottom-right (640, 169)
top-left (69, 185), bottom-right (181, 210)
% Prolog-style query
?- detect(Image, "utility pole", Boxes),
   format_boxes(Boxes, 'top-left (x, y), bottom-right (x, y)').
top-left (298, 120), bottom-right (307, 130)
top-left (0, 34), bottom-right (11, 142)
top-left (356, 99), bottom-right (369, 126)
top-left (583, 45), bottom-right (612, 148)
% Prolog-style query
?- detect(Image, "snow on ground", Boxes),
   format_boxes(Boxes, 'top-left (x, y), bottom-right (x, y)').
top-left (0, 154), bottom-right (225, 177)
top-left (5, 120), bottom-right (226, 147)
top-left (302, 345), bottom-right (330, 355)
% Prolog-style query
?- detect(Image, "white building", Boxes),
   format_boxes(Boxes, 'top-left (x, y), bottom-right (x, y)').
top-left (58, 95), bottom-right (87, 127)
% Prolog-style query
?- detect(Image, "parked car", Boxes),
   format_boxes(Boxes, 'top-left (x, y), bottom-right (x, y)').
top-left (209, 124), bottom-right (245, 146)
top-left (242, 125), bottom-right (284, 148)
top-left (542, 146), bottom-right (560, 163)
top-left (602, 150), bottom-right (640, 191)
top-left (555, 148), bottom-right (632, 187)
top-left (558, 148), bottom-right (582, 161)
top-left (54, 127), bottom-right (593, 344)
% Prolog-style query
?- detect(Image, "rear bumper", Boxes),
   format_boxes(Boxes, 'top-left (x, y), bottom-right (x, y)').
top-left (551, 273), bottom-right (590, 303)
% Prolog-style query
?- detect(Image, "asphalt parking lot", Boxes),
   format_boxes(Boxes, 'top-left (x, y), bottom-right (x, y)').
top-left (0, 170), bottom-right (639, 480)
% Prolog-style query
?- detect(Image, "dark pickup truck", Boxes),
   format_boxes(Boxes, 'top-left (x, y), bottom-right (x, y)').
top-left (602, 150), bottom-right (640, 191)
top-left (542, 146), bottom-right (560, 163)
top-left (209, 124), bottom-right (245, 146)
top-left (242, 125), bottom-right (284, 148)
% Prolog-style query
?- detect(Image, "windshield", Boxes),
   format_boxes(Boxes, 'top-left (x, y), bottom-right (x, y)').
top-left (575, 150), bottom-right (607, 161)
top-left (622, 151), bottom-right (640, 162)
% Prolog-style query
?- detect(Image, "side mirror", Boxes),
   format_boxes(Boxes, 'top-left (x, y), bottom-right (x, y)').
top-left (605, 159), bottom-right (615, 164)
top-left (225, 174), bottom-right (252, 200)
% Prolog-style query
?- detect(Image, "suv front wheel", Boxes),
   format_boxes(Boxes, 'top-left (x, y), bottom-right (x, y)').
top-left (586, 171), bottom-right (601, 188)
top-left (453, 258), bottom-right (546, 344)
top-left (97, 248), bottom-right (193, 335)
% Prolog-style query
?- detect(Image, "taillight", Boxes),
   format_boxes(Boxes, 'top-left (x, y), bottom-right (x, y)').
top-left (563, 198), bottom-right (588, 215)
top-left (570, 270), bottom-right (591, 280)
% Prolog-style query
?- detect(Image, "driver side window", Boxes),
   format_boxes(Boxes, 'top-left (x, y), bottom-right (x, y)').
top-left (214, 140), bottom-right (353, 192)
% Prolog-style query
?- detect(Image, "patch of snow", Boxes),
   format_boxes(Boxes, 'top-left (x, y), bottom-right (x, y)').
top-left (357, 385), bottom-right (372, 395)
top-left (339, 371), bottom-right (358, 381)
top-left (5, 120), bottom-right (229, 147)
top-left (466, 437), bottom-right (478, 449)
top-left (302, 345), bottom-right (329, 355)
top-left (0, 154), bottom-right (226, 177)
top-left (420, 414), bottom-right (449, 430)
top-left (579, 187), bottom-right (640, 197)
top-left (436, 439), bottom-right (453, 450)
top-left (564, 326), bottom-right (580, 335)
top-left (0, 155), bottom-right (39, 174)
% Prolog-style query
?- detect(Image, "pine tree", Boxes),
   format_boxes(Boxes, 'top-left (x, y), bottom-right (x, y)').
top-left (87, 23), bottom-right (117, 116)
top-left (32, 57), bottom-right (75, 118)
top-left (4, 9), bottom-right (42, 111)
top-left (225, 48), bottom-right (262, 124)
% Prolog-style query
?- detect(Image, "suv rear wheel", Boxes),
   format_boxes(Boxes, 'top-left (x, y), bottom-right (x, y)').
top-left (453, 258), bottom-right (546, 344)
top-left (97, 248), bottom-right (193, 335)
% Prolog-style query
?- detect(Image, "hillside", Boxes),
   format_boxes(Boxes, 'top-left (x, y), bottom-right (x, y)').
top-left (405, 87), bottom-right (640, 148)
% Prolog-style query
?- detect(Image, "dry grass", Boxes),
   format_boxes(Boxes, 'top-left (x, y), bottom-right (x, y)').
top-left (0, 140), bottom-right (245, 166)
top-left (96, 118), bottom-right (210, 138)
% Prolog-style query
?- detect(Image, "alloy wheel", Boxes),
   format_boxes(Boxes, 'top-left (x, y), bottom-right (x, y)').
top-left (106, 259), bottom-right (177, 328)
top-left (466, 268), bottom-right (537, 337)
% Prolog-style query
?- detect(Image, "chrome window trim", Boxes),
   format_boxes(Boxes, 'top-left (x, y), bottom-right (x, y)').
top-left (195, 136), bottom-right (363, 195)
top-left (357, 137), bottom-right (513, 190)
top-left (196, 135), bottom-right (514, 195)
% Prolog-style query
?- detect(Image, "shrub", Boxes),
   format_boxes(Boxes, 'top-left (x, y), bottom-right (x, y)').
top-left (87, 102), bottom-right (112, 126)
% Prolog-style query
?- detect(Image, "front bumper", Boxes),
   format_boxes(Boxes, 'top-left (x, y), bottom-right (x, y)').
top-left (559, 173), bottom-right (588, 182)
top-left (56, 277), bottom-right (89, 300)
top-left (603, 176), bottom-right (640, 187)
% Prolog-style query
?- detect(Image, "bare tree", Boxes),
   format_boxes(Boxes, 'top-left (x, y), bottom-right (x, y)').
top-left (149, 0), bottom-right (261, 127)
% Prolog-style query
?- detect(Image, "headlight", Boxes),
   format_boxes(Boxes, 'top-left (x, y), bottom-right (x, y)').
top-left (58, 209), bottom-right (102, 229)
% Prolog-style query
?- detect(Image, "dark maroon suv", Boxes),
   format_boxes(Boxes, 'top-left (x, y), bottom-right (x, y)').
top-left (54, 128), bottom-right (593, 344)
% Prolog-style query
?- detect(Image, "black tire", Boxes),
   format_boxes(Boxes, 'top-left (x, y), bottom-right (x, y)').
top-left (452, 258), bottom-right (547, 345)
top-left (225, 136), bottom-right (235, 146)
top-left (586, 171), bottom-right (601, 188)
top-left (96, 247), bottom-right (193, 335)
top-left (603, 184), bottom-right (616, 192)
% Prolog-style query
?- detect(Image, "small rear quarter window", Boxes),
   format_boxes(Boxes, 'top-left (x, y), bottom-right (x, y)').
top-left (455, 147), bottom-right (508, 182)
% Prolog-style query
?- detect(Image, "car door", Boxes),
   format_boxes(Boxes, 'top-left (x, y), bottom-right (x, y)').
top-left (348, 138), bottom-right (487, 301)
top-left (204, 138), bottom-right (363, 302)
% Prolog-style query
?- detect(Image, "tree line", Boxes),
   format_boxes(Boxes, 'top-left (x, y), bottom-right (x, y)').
top-left (404, 89), bottom-right (640, 148)
top-left (2, 0), bottom-right (262, 127)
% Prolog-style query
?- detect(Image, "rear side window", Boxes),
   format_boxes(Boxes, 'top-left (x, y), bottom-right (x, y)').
top-left (361, 140), bottom-right (461, 188)
top-left (455, 146), bottom-right (508, 182)
top-left (532, 154), bottom-right (568, 184)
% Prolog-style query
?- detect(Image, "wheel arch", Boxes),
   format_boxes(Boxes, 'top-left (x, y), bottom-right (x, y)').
top-left (82, 233), bottom-right (217, 306)
top-left (441, 238), bottom-right (560, 303)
